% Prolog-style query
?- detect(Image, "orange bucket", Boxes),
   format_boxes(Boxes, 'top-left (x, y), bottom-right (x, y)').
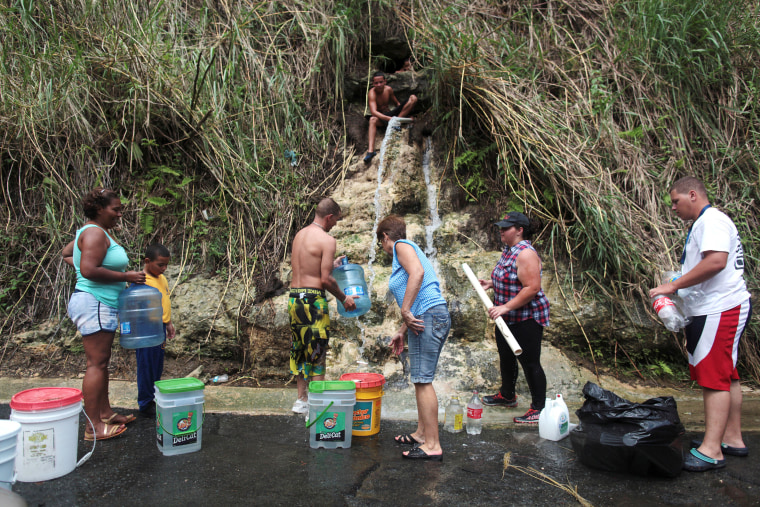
top-left (340, 373), bottom-right (385, 437)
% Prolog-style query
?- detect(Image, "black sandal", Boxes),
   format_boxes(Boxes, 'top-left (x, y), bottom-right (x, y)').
top-left (402, 447), bottom-right (443, 461)
top-left (394, 433), bottom-right (422, 446)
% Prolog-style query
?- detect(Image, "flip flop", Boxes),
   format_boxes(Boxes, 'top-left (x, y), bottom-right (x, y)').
top-left (394, 433), bottom-right (422, 446)
top-left (84, 423), bottom-right (127, 442)
top-left (690, 439), bottom-right (748, 457)
top-left (102, 413), bottom-right (136, 425)
top-left (683, 448), bottom-right (726, 472)
top-left (402, 447), bottom-right (443, 461)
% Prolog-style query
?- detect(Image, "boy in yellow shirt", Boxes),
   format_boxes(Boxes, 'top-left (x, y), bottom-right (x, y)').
top-left (137, 244), bottom-right (175, 416)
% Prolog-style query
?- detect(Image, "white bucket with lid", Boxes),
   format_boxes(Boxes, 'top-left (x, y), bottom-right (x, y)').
top-left (0, 421), bottom-right (21, 489)
top-left (154, 378), bottom-right (205, 456)
top-left (10, 387), bottom-right (86, 482)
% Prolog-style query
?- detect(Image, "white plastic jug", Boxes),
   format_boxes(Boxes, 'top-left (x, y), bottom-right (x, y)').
top-left (538, 394), bottom-right (570, 441)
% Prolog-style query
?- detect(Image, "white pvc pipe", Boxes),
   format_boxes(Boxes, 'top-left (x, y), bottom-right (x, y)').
top-left (462, 263), bottom-right (522, 356)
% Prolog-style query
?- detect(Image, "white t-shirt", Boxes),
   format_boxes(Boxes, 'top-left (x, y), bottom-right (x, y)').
top-left (682, 207), bottom-right (750, 315)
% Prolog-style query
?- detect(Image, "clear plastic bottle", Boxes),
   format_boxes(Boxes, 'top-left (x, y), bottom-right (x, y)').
top-left (211, 374), bottom-right (229, 383)
top-left (332, 257), bottom-right (372, 317)
top-left (651, 295), bottom-right (687, 332)
top-left (466, 391), bottom-right (483, 435)
top-left (118, 284), bottom-right (164, 349)
top-left (664, 271), bottom-right (705, 307)
top-left (444, 396), bottom-right (464, 433)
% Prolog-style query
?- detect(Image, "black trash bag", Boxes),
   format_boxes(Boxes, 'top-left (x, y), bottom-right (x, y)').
top-left (570, 382), bottom-right (685, 478)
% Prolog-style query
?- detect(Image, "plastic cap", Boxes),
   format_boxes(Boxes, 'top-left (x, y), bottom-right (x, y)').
top-left (339, 372), bottom-right (386, 388)
top-left (155, 377), bottom-right (205, 393)
top-left (10, 387), bottom-right (83, 411)
top-left (308, 380), bottom-right (356, 393)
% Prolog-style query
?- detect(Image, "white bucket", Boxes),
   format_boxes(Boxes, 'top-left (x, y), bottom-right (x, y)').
top-left (0, 421), bottom-right (21, 489)
top-left (10, 387), bottom-right (84, 482)
top-left (538, 393), bottom-right (571, 441)
top-left (154, 378), bottom-right (205, 456)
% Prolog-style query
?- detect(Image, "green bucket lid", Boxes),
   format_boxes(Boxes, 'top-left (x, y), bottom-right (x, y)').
top-left (308, 380), bottom-right (356, 394)
top-left (155, 377), bottom-right (205, 394)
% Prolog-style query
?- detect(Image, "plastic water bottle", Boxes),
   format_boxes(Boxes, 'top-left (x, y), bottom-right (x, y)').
top-left (332, 257), bottom-right (372, 317)
top-left (466, 391), bottom-right (483, 435)
top-left (118, 284), bottom-right (164, 349)
top-left (211, 374), bottom-right (228, 383)
top-left (651, 295), bottom-right (687, 332)
top-left (444, 396), bottom-right (464, 433)
top-left (664, 271), bottom-right (705, 307)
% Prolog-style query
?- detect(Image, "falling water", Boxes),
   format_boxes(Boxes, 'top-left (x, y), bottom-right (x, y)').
top-left (367, 117), bottom-right (403, 296)
top-left (422, 137), bottom-right (442, 276)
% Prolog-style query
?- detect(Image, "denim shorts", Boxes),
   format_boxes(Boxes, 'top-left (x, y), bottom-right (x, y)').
top-left (407, 304), bottom-right (450, 383)
top-left (67, 291), bottom-right (119, 336)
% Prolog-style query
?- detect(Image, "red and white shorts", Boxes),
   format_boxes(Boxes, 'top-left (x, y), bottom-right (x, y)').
top-left (686, 299), bottom-right (752, 391)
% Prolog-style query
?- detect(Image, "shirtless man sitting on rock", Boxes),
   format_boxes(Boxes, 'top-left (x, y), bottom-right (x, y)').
top-left (364, 71), bottom-right (417, 164)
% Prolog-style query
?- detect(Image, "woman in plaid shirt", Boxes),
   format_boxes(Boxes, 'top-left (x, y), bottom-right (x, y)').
top-left (478, 212), bottom-right (550, 424)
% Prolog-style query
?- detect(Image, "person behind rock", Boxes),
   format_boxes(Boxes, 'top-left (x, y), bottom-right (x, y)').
top-left (136, 243), bottom-right (176, 417)
top-left (378, 215), bottom-right (450, 460)
top-left (288, 198), bottom-right (357, 414)
top-left (62, 188), bottom-right (146, 441)
top-left (650, 176), bottom-right (752, 472)
top-left (395, 58), bottom-right (413, 73)
top-left (364, 71), bottom-right (417, 164)
top-left (478, 212), bottom-right (549, 424)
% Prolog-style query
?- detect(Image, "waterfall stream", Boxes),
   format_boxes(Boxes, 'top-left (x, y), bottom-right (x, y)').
top-left (422, 137), bottom-right (442, 277)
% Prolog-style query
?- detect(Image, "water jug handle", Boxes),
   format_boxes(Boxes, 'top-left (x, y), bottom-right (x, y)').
top-left (305, 401), bottom-right (334, 428)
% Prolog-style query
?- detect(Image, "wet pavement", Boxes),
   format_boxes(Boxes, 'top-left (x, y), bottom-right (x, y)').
top-left (2, 402), bottom-right (760, 506)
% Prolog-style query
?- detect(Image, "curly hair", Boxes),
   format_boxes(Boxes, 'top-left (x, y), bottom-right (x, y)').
top-left (82, 188), bottom-right (119, 219)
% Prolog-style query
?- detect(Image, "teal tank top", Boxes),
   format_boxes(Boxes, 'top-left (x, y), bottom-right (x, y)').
top-left (73, 224), bottom-right (129, 308)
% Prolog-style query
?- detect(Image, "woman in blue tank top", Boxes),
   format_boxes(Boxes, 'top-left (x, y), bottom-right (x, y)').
top-left (377, 215), bottom-right (450, 461)
top-left (62, 188), bottom-right (146, 442)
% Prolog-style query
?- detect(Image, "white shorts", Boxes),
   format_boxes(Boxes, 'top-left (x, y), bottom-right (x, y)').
top-left (67, 291), bottom-right (119, 336)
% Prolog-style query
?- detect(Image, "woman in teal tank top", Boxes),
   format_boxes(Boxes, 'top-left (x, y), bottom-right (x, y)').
top-left (62, 188), bottom-right (146, 441)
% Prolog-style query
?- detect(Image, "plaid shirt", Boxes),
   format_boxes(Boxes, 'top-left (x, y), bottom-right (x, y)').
top-left (491, 240), bottom-right (550, 326)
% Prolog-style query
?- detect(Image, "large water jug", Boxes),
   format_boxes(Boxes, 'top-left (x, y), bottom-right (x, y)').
top-left (118, 284), bottom-right (164, 348)
top-left (332, 258), bottom-right (371, 318)
top-left (538, 393), bottom-right (570, 441)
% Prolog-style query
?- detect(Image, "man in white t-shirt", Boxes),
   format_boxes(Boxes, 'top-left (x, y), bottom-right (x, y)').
top-left (650, 176), bottom-right (752, 472)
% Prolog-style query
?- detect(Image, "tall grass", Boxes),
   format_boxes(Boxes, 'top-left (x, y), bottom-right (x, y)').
top-left (0, 0), bottom-right (373, 333)
top-left (400, 0), bottom-right (759, 372)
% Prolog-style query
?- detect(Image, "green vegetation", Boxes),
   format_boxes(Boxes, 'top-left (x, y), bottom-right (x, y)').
top-left (1, 0), bottom-right (758, 378)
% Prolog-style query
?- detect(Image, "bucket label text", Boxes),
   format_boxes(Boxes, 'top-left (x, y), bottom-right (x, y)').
top-left (173, 431), bottom-right (198, 446)
top-left (352, 401), bottom-right (373, 430)
top-left (316, 411), bottom-right (346, 441)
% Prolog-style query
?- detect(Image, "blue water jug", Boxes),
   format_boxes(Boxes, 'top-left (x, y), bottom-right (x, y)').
top-left (332, 258), bottom-right (372, 318)
top-left (118, 284), bottom-right (165, 349)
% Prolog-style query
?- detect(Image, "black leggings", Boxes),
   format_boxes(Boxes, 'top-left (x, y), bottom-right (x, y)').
top-left (495, 319), bottom-right (547, 411)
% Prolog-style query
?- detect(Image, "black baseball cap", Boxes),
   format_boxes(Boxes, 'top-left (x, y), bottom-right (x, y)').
top-left (494, 212), bottom-right (530, 229)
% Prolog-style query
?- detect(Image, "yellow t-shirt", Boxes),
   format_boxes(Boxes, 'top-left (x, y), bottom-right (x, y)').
top-left (145, 273), bottom-right (171, 323)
